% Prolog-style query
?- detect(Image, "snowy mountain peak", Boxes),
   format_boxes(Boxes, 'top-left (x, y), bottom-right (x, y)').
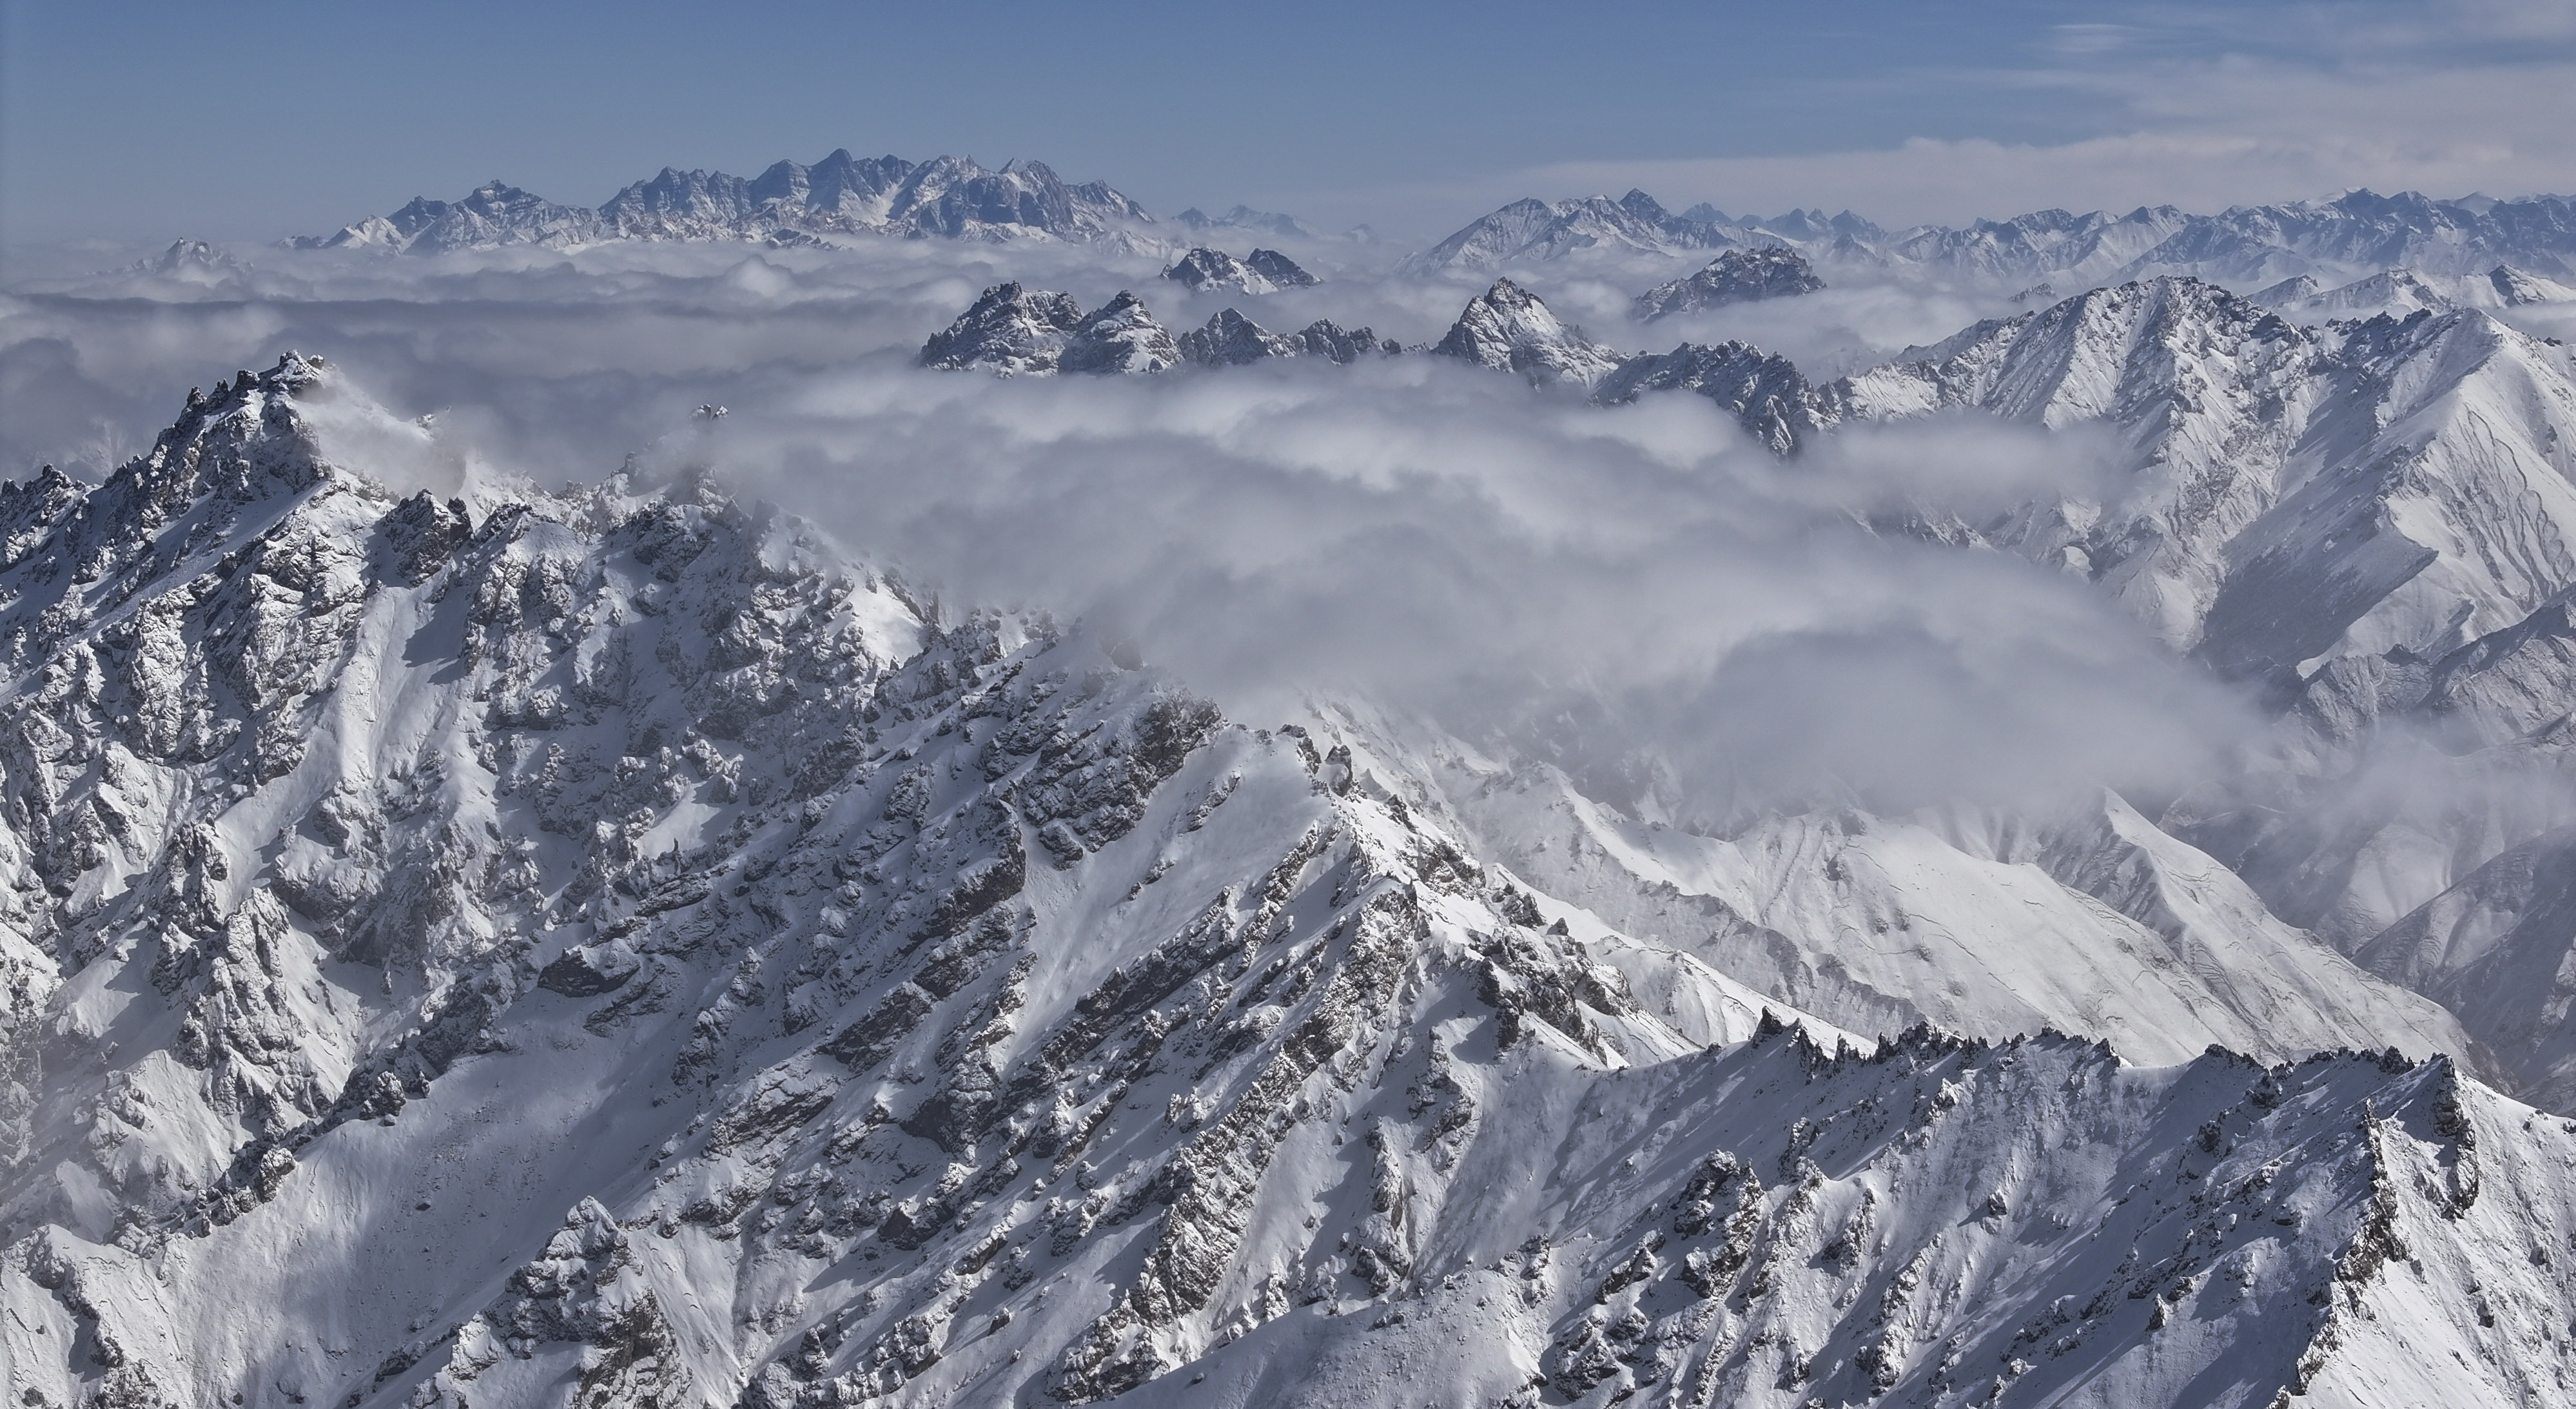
top-left (1431, 278), bottom-right (1627, 387)
top-left (1632, 246), bottom-right (1828, 321)
top-left (1595, 340), bottom-right (1840, 452)
top-left (917, 282), bottom-right (1088, 374)
top-left (1160, 247), bottom-right (1320, 295)
top-left (1057, 291), bottom-right (1182, 374)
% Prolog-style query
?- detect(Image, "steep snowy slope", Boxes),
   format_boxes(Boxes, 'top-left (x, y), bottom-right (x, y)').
top-left (1364, 715), bottom-right (2481, 1074)
top-left (1407, 193), bottom-right (1739, 273)
top-left (5, 355), bottom-right (2568, 1409)
top-left (0, 360), bottom-right (1779, 1407)
top-left (2258, 265), bottom-right (2576, 320)
top-left (296, 181), bottom-right (606, 254)
top-left (1840, 277), bottom-right (2576, 679)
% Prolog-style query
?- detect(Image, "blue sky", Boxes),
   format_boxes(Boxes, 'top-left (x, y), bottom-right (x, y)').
top-left (6, 0), bottom-right (2574, 246)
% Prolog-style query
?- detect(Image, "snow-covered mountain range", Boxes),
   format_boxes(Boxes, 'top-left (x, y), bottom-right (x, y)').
top-left (8, 358), bottom-right (2576, 1409)
top-left (21, 150), bottom-right (2576, 1409)
top-left (293, 152), bottom-right (1157, 253)
top-left (277, 142), bottom-right (2576, 295)
top-left (1413, 188), bottom-right (2576, 284)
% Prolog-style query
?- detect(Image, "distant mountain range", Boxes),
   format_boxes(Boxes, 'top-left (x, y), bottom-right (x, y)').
top-left (277, 149), bottom-right (2576, 288)
top-left (290, 151), bottom-right (1161, 254)
top-left (1411, 188), bottom-right (2576, 284)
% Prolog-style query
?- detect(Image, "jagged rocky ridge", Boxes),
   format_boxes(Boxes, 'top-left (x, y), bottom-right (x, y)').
top-left (2253, 264), bottom-right (2576, 319)
top-left (1632, 248), bottom-right (1826, 322)
top-left (917, 285), bottom-right (1182, 376)
top-left (1417, 188), bottom-right (2576, 283)
top-left (1160, 248), bottom-right (1320, 296)
top-left (295, 151), bottom-right (1156, 253)
top-left (922, 284), bottom-right (1387, 374)
top-left (5, 357), bottom-right (2572, 1408)
top-left (915, 261), bottom-right (2576, 1113)
top-left (1176, 311), bottom-right (1395, 367)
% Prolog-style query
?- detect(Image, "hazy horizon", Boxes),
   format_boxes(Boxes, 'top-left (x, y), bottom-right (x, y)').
top-left (7, 0), bottom-right (2575, 248)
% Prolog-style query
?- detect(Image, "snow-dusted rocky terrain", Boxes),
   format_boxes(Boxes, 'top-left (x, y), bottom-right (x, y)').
top-left (295, 152), bottom-right (1160, 255)
top-left (8, 355), bottom-right (2576, 1409)
top-left (1414, 189), bottom-right (2576, 286)
top-left (16, 160), bottom-right (2576, 1409)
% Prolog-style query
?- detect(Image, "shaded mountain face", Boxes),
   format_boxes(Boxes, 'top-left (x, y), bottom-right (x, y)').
top-left (295, 152), bottom-right (1155, 252)
top-left (1594, 341), bottom-right (1839, 453)
top-left (1057, 292), bottom-right (1184, 374)
top-left (5, 357), bottom-right (2573, 1409)
top-left (1633, 247), bottom-right (1827, 321)
top-left (1417, 188), bottom-right (2576, 282)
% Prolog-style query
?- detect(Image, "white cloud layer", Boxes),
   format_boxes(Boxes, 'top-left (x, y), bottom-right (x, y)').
top-left (0, 241), bottom-right (2263, 819)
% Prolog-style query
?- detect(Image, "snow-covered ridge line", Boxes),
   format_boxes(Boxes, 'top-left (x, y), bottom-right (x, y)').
top-left (1417, 186), bottom-right (2576, 284)
top-left (5, 353), bottom-right (2571, 1408)
top-left (293, 150), bottom-right (1160, 254)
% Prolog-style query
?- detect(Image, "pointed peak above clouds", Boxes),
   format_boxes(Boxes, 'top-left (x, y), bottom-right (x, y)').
top-left (1634, 246), bottom-right (1827, 321)
top-left (1432, 278), bottom-right (1628, 387)
top-left (921, 285), bottom-right (1180, 376)
top-left (1160, 247), bottom-right (1320, 295)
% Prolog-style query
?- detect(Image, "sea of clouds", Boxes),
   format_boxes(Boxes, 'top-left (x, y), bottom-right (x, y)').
top-left (0, 233), bottom-right (2318, 823)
